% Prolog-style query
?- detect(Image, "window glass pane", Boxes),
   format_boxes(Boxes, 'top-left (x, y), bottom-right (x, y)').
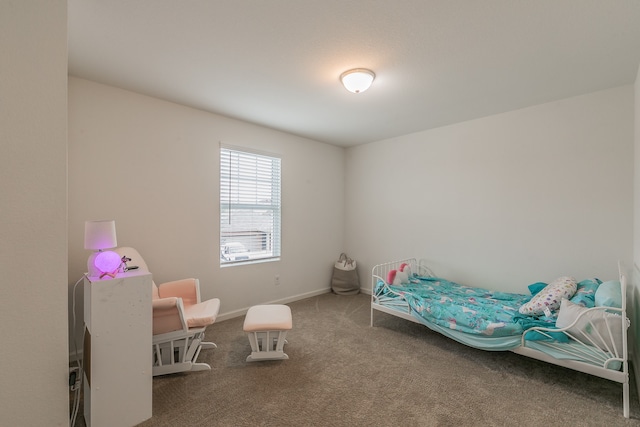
top-left (220, 146), bottom-right (281, 264)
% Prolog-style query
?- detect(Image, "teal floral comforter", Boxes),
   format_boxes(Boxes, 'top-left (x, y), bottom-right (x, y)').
top-left (384, 277), bottom-right (536, 337)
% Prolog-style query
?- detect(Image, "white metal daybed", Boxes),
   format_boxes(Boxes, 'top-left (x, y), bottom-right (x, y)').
top-left (370, 258), bottom-right (630, 418)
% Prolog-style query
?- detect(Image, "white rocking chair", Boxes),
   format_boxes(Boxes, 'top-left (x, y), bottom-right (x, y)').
top-left (114, 247), bottom-right (221, 376)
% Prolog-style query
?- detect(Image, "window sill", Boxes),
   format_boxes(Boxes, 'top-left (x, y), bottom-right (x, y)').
top-left (220, 257), bottom-right (280, 268)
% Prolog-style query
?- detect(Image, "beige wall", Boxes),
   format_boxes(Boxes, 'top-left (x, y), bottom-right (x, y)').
top-left (68, 77), bottom-right (345, 351)
top-left (0, 1), bottom-right (69, 425)
top-left (346, 86), bottom-right (634, 293)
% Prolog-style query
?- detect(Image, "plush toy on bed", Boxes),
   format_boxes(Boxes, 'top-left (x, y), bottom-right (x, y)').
top-left (399, 263), bottom-right (413, 281)
top-left (387, 269), bottom-right (409, 286)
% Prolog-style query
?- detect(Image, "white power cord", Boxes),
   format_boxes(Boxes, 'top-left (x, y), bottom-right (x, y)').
top-left (69, 275), bottom-right (85, 427)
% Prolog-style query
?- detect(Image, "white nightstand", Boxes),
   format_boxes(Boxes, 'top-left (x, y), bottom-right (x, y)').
top-left (83, 270), bottom-right (152, 427)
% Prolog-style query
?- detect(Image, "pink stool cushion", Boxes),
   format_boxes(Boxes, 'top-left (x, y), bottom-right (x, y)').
top-left (243, 304), bottom-right (292, 332)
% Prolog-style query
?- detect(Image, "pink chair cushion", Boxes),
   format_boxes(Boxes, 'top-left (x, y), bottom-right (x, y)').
top-left (183, 298), bottom-right (220, 328)
top-left (152, 297), bottom-right (187, 335)
top-left (158, 278), bottom-right (199, 306)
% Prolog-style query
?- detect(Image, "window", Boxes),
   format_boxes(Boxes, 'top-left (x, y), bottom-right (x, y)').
top-left (220, 145), bottom-right (281, 265)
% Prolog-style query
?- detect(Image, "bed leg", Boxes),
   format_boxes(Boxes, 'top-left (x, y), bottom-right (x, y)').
top-left (624, 381), bottom-right (630, 418)
top-left (370, 305), bottom-right (374, 327)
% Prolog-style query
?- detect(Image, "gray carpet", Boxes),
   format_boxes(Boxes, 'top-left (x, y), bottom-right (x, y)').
top-left (77, 292), bottom-right (640, 426)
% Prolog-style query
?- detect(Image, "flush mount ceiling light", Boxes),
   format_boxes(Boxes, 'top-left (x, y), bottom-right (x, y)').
top-left (340, 68), bottom-right (375, 93)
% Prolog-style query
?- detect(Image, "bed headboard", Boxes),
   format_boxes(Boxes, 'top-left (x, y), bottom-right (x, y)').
top-left (371, 258), bottom-right (426, 292)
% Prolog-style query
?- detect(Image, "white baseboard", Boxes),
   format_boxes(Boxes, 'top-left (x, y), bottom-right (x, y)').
top-left (215, 287), bottom-right (332, 322)
top-left (70, 286), bottom-right (349, 359)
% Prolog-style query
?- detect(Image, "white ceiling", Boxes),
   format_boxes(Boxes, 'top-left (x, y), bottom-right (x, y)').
top-left (68, 1), bottom-right (640, 147)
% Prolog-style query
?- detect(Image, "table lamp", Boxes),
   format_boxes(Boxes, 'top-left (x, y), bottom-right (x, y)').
top-left (84, 220), bottom-right (121, 279)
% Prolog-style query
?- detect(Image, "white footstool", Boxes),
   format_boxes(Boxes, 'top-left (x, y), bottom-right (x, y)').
top-left (243, 304), bottom-right (292, 362)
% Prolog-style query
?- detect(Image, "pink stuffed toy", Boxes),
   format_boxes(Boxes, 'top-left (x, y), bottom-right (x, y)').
top-left (395, 269), bottom-right (409, 284)
top-left (387, 270), bottom-right (398, 285)
top-left (399, 263), bottom-right (413, 281)
top-left (387, 269), bottom-right (408, 286)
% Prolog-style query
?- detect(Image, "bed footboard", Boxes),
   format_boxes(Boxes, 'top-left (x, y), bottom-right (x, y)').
top-left (517, 266), bottom-right (630, 418)
top-left (520, 306), bottom-right (628, 370)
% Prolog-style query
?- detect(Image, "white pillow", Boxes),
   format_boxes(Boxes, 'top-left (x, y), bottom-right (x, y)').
top-left (519, 276), bottom-right (577, 316)
top-left (556, 298), bottom-right (625, 356)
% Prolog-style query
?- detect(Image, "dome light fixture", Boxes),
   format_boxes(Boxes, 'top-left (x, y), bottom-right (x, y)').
top-left (340, 68), bottom-right (375, 93)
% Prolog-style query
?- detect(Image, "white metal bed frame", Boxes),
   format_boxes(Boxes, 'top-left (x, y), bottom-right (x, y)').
top-left (370, 258), bottom-right (630, 418)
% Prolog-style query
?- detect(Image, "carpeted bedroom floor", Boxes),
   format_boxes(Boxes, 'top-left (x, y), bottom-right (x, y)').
top-left (74, 292), bottom-right (640, 426)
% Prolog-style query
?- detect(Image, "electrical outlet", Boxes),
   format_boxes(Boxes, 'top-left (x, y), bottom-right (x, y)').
top-left (274, 275), bottom-right (280, 286)
top-left (69, 367), bottom-right (81, 391)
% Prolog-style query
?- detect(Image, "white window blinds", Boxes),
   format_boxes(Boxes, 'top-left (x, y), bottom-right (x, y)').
top-left (220, 146), bottom-right (281, 264)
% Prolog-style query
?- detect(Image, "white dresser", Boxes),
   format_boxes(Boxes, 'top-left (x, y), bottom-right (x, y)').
top-left (83, 270), bottom-right (152, 427)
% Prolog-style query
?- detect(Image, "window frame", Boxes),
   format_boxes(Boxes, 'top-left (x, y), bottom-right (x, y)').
top-left (219, 144), bottom-right (281, 266)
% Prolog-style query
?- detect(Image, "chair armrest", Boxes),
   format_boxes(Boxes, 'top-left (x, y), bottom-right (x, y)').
top-left (152, 297), bottom-right (188, 335)
top-left (157, 278), bottom-right (200, 307)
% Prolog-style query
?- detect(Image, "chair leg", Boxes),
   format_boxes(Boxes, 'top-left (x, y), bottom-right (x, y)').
top-left (201, 341), bottom-right (217, 350)
top-left (152, 330), bottom-right (217, 376)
